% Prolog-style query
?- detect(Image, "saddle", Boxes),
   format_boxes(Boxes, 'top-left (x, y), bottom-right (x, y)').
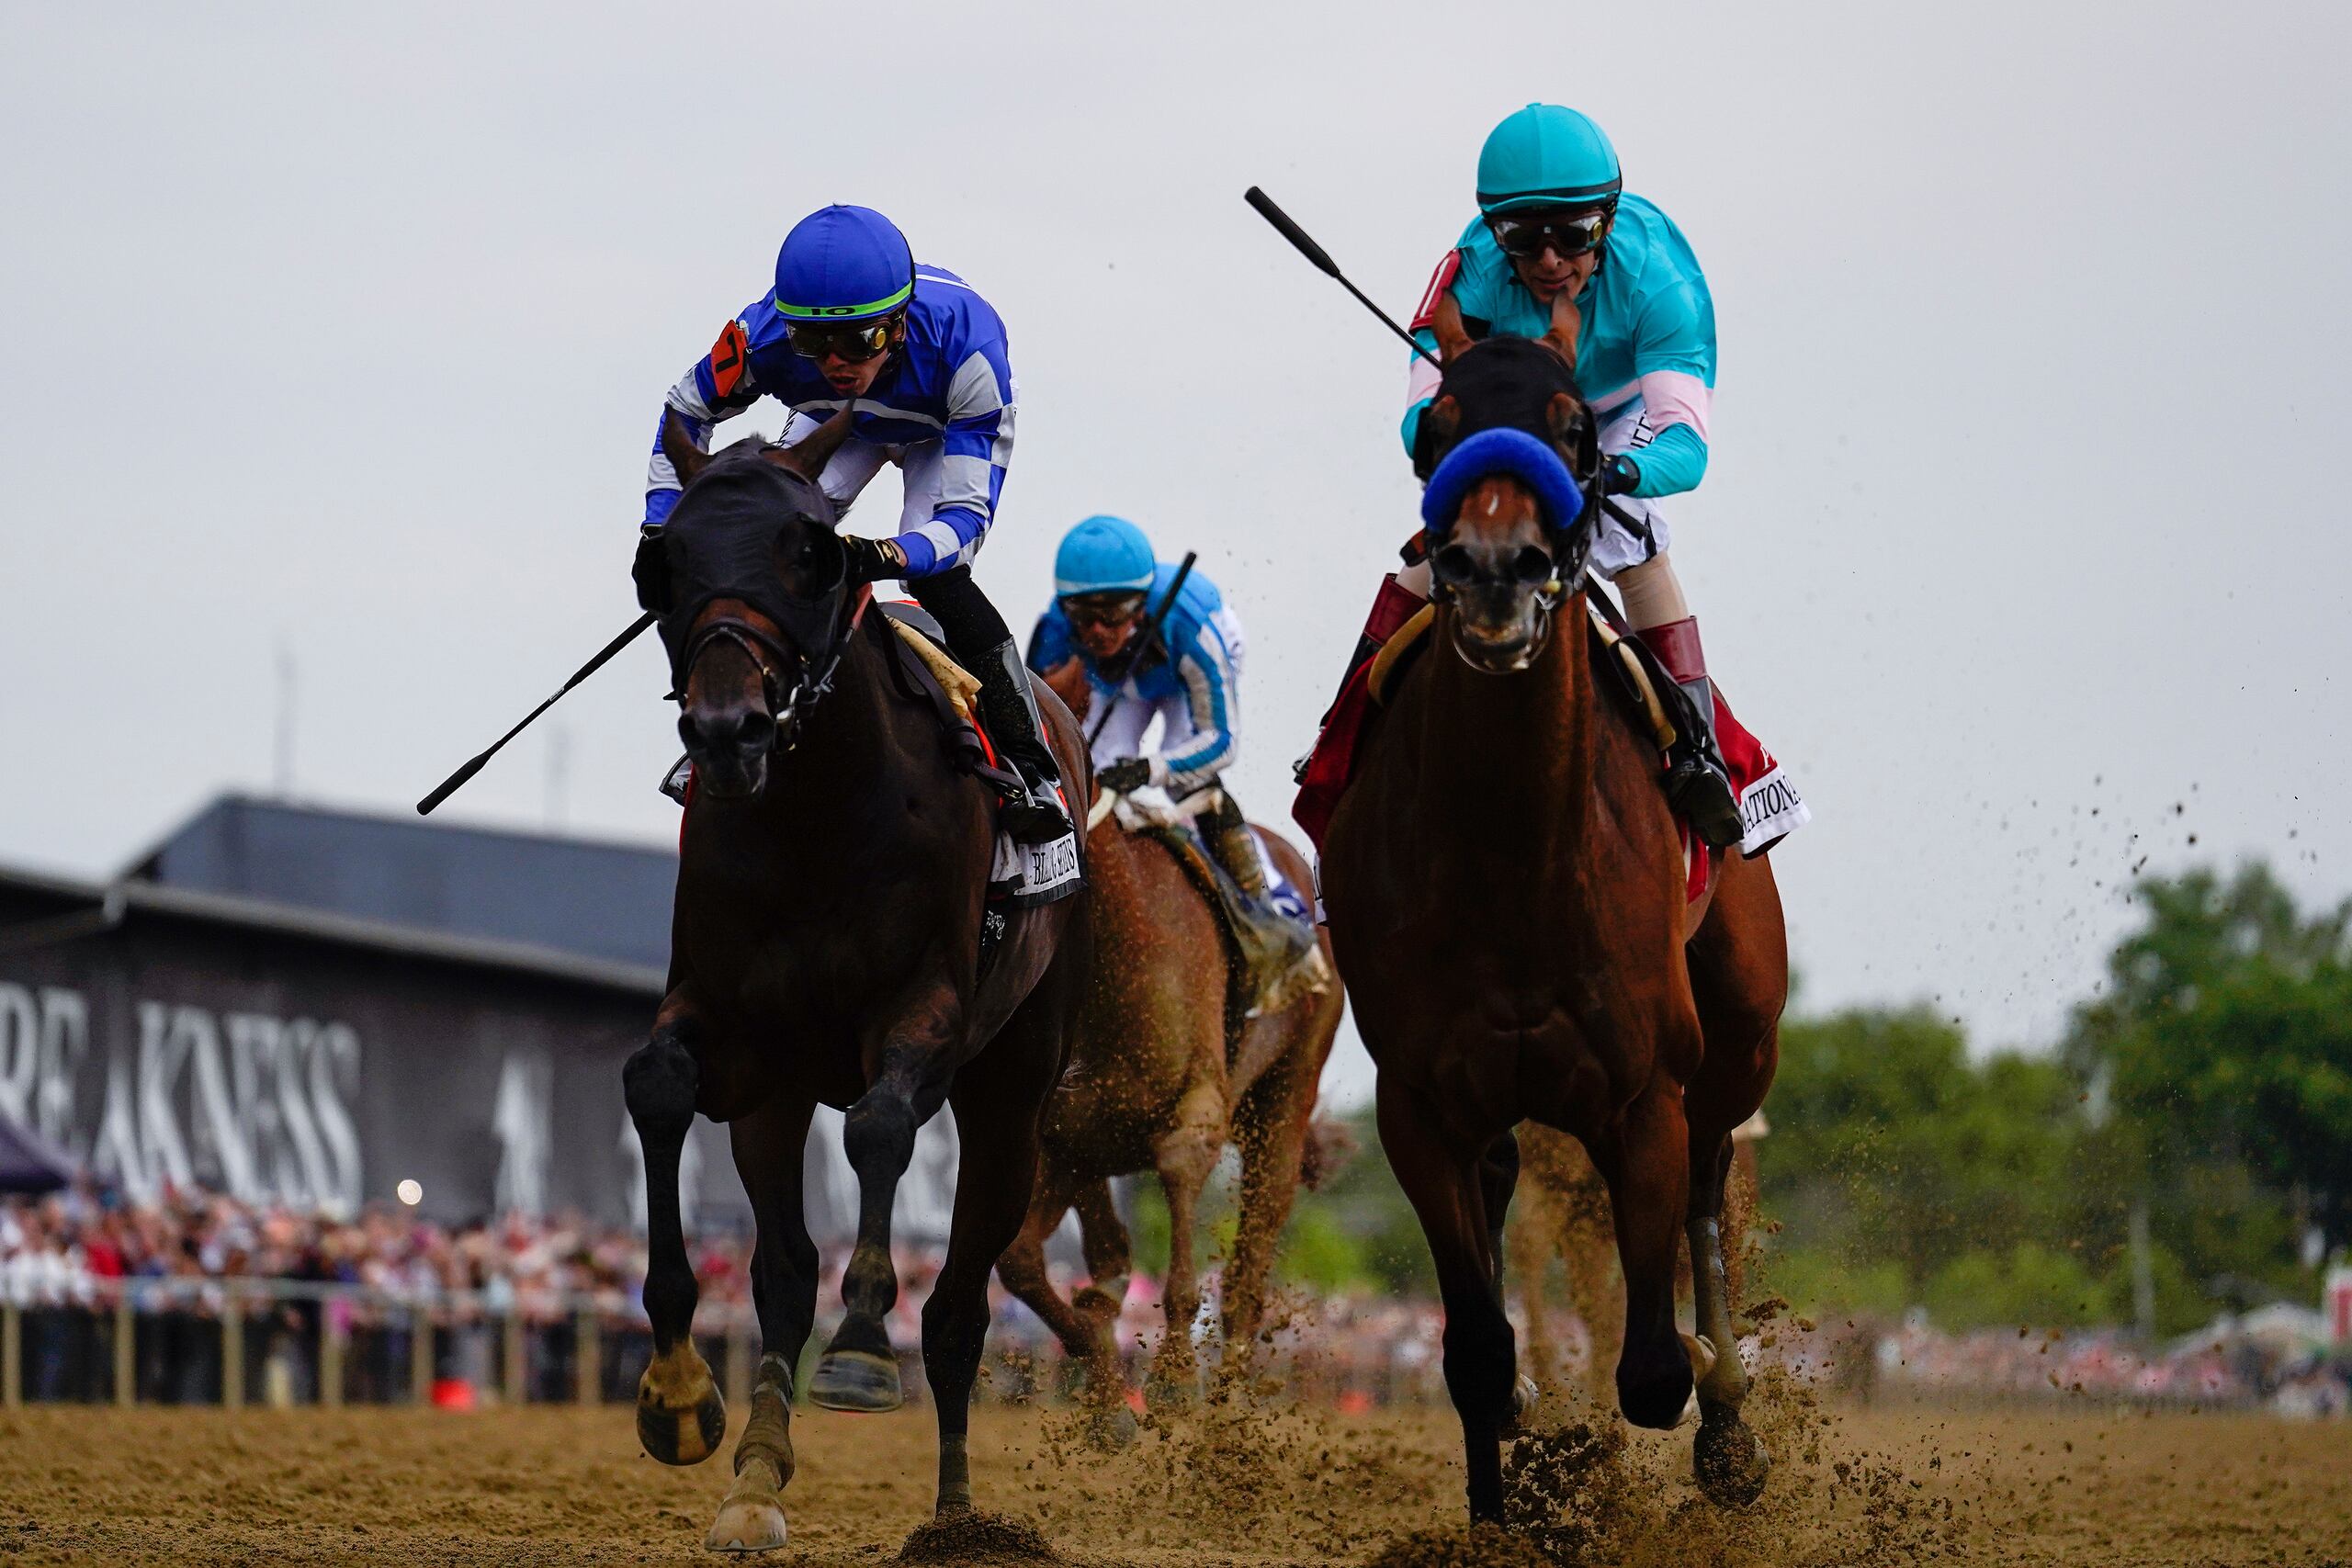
top-left (874, 604), bottom-right (1082, 914)
top-left (1091, 786), bottom-right (1327, 1025)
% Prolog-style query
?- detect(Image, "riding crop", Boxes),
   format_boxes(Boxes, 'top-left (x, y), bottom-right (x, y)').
top-left (1243, 186), bottom-right (1441, 369)
top-left (415, 611), bottom-right (656, 815)
top-left (1085, 549), bottom-right (1197, 750)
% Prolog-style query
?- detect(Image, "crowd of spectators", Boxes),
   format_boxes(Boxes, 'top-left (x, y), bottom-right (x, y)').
top-left (1809, 1314), bottom-right (2352, 1418)
top-left (2, 1182), bottom-right (2344, 1418)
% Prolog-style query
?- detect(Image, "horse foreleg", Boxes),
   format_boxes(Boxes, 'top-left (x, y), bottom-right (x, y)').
top-left (1504, 1176), bottom-right (1560, 1394)
top-left (1476, 1131), bottom-right (1539, 1431)
top-left (623, 1016), bottom-right (725, 1467)
top-left (1070, 1177), bottom-right (1132, 1332)
top-left (996, 1177), bottom-right (1133, 1446)
top-left (1595, 1083), bottom-right (1694, 1431)
top-left (1219, 1062), bottom-right (1316, 1374)
top-left (1686, 1129), bottom-right (1769, 1506)
top-left (706, 1095), bottom-right (820, 1555)
top-left (1146, 1085), bottom-right (1222, 1409)
top-left (810, 1050), bottom-right (936, 1414)
top-left (1380, 1087), bottom-right (1515, 1525)
top-left (924, 1003), bottom-right (1061, 1517)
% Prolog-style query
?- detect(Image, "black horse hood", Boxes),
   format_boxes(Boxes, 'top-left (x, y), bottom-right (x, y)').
top-left (656, 449), bottom-right (845, 682)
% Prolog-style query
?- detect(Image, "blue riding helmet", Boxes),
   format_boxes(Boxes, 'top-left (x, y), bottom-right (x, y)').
top-left (1054, 515), bottom-right (1157, 598)
top-left (1476, 104), bottom-right (1622, 214)
top-left (773, 205), bottom-right (916, 322)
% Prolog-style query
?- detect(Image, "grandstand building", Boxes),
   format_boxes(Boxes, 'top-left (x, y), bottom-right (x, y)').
top-left (0, 796), bottom-right (960, 1243)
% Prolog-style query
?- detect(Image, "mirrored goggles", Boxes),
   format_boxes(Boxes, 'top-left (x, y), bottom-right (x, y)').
top-left (1487, 207), bottom-right (1612, 260)
top-left (786, 318), bottom-right (898, 362)
top-left (1062, 592), bottom-right (1148, 631)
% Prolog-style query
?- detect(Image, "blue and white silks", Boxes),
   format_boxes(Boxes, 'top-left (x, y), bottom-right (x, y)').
top-left (1029, 562), bottom-right (1247, 797)
top-left (644, 266), bottom-right (1015, 579)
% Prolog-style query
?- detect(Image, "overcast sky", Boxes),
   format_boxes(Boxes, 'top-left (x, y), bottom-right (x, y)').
top-left (5, 1), bottom-right (2346, 1108)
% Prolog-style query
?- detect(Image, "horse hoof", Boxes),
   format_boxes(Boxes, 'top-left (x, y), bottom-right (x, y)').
top-left (637, 1349), bottom-right (727, 1466)
top-left (705, 1495), bottom-right (788, 1554)
top-left (1679, 1331), bottom-right (1719, 1382)
top-left (1694, 1414), bottom-right (1770, 1508)
top-left (809, 1348), bottom-right (903, 1413)
top-left (1499, 1373), bottom-right (1540, 1436)
top-left (1618, 1359), bottom-right (1694, 1432)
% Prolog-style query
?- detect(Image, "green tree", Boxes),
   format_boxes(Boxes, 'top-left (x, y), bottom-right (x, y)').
top-left (2064, 863), bottom-right (2352, 1301)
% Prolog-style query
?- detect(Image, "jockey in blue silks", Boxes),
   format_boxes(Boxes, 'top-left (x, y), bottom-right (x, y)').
top-left (1029, 514), bottom-right (1313, 991)
top-left (640, 204), bottom-right (1069, 844)
top-left (1314, 104), bottom-right (1746, 849)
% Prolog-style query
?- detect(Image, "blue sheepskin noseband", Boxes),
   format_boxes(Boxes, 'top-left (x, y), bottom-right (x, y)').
top-left (1419, 427), bottom-right (1586, 537)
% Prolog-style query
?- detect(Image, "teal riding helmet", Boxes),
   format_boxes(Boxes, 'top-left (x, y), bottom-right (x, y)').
top-left (1476, 103), bottom-right (1622, 214)
top-left (1054, 515), bottom-right (1156, 598)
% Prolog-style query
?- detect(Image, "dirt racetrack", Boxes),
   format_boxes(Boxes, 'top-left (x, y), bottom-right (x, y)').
top-left (1, 1391), bottom-right (2346, 1566)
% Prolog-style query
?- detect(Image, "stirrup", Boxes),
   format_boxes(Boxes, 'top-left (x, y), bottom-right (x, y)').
top-left (1668, 756), bottom-right (1743, 850)
top-left (999, 764), bottom-right (1071, 846)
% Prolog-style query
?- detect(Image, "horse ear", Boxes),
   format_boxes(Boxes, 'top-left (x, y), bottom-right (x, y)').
top-left (661, 409), bottom-right (711, 487)
top-left (1431, 292), bottom-right (1474, 367)
top-left (767, 402), bottom-right (857, 480)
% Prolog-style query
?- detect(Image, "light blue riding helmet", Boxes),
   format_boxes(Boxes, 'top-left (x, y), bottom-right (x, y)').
top-left (1054, 515), bottom-right (1157, 598)
top-left (773, 204), bottom-right (915, 321)
top-left (1476, 103), bottom-right (1622, 214)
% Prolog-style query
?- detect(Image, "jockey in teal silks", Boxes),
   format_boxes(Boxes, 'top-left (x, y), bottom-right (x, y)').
top-left (1030, 514), bottom-right (1315, 996)
top-left (1317, 104), bottom-right (1750, 849)
top-left (639, 204), bottom-right (1069, 844)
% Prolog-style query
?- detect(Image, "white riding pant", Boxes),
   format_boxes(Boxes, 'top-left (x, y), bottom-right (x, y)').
top-left (777, 412), bottom-right (973, 557)
top-left (1084, 617), bottom-right (1249, 781)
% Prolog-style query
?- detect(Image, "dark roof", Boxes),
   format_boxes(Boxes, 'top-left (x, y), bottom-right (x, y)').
top-left (127, 795), bottom-right (676, 972)
top-left (0, 863), bottom-right (665, 998)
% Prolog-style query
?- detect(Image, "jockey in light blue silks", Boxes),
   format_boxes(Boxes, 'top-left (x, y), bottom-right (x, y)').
top-left (1029, 515), bottom-right (1314, 992)
top-left (639, 204), bottom-right (1069, 844)
top-left (1312, 104), bottom-right (1783, 852)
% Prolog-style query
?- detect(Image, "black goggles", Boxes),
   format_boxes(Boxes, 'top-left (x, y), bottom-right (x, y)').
top-left (1487, 207), bottom-right (1612, 260)
top-left (786, 317), bottom-right (898, 362)
top-left (1062, 592), bottom-right (1147, 631)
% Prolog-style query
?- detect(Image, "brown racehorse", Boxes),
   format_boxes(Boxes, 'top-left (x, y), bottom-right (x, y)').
top-left (996, 663), bottom-right (1343, 1435)
top-left (625, 419), bottom-right (1091, 1553)
top-left (1508, 1125), bottom-right (1760, 1408)
top-left (1318, 336), bottom-right (1786, 1521)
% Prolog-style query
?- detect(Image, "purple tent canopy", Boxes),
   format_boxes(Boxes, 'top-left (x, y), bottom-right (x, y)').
top-left (0, 1116), bottom-right (76, 1195)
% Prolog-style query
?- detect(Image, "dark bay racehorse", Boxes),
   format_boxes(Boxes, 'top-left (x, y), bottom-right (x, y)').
top-left (627, 414), bottom-right (1090, 1553)
top-left (1318, 337), bottom-right (1786, 1520)
top-left (994, 677), bottom-right (1342, 1432)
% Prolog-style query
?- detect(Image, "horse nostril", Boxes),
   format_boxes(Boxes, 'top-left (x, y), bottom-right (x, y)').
top-left (734, 710), bottom-right (776, 755)
top-left (1512, 546), bottom-right (1555, 585)
top-left (1432, 544), bottom-right (1476, 584)
top-left (679, 706), bottom-right (775, 759)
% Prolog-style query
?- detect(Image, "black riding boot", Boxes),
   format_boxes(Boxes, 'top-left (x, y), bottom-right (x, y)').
top-left (1635, 613), bottom-right (1746, 851)
top-left (1201, 789), bottom-right (1320, 1011)
top-left (1664, 675), bottom-right (1745, 849)
top-left (975, 638), bottom-right (1074, 846)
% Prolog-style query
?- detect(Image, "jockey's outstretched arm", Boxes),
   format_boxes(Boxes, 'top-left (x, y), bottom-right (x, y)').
top-left (642, 320), bottom-right (763, 528)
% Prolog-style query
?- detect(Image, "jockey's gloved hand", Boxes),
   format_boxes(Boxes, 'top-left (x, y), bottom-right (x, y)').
top-left (1601, 455), bottom-right (1643, 496)
top-left (840, 535), bottom-right (908, 585)
top-left (1098, 756), bottom-right (1153, 794)
top-left (632, 525), bottom-right (671, 613)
